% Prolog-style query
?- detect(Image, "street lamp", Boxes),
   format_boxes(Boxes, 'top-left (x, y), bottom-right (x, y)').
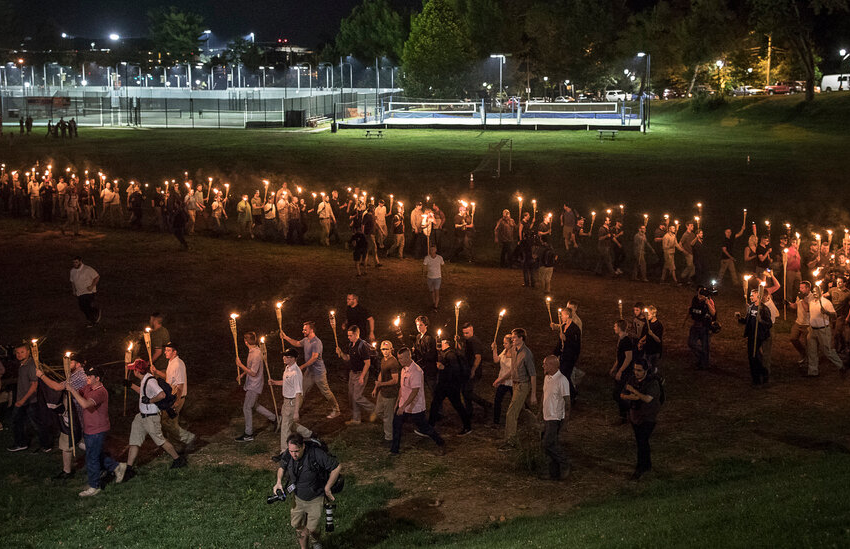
top-left (109, 33), bottom-right (120, 41)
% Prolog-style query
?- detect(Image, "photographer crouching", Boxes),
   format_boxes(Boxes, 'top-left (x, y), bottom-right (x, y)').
top-left (272, 433), bottom-right (342, 549)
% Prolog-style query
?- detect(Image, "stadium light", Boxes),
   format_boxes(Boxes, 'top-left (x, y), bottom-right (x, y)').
top-left (109, 33), bottom-right (120, 41)
top-left (637, 52), bottom-right (646, 57)
top-left (715, 59), bottom-right (724, 68)
top-left (490, 53), bottom-right (508, 123)
top-left (840, 48), bottom-right (847, 57)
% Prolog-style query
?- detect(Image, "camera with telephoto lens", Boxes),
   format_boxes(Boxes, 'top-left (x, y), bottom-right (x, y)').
top-left (266, 489), bottom-right (287, 504)
top-left (324, 502), bottom-right (337, 532)
top-left (266, 483), bottom-right (295, 504)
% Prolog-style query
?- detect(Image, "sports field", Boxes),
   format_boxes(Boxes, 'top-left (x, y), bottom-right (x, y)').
top-left (1, 93), bottom-right (849, 548)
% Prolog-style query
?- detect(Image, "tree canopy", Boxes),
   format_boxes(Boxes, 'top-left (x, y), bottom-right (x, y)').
top-left (148, 6), bottom-right (206, 63)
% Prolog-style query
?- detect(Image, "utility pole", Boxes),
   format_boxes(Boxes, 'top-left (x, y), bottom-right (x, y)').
top-left (765, 34), bottom-right (772, 88)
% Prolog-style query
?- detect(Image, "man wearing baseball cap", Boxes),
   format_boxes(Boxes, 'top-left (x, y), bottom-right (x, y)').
top-left (119, 359), bottom-right (186, 477)
top-left (268, 348), bottom-right (314, 454)
top-left (66, 366), bottom-right (126, 496)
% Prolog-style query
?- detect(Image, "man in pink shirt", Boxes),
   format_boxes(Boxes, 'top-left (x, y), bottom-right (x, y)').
top-left (66, 366), bottom-right (127, 497)
top-left (390, 348), bottom-right (445, 456)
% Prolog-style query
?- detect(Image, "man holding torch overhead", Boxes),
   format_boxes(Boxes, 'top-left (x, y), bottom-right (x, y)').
top-left (8, 343), bottom-right (53, 453)
top-left (35, 354), bottom-right (87, 476)
top-left (235, 332), bottom-right (278, 442)
top-left (281, 322), bottom-right (340, 419)
top-left (65, 366), bottom-right (127, 496)
top-left (336, 325), bottom-right (374, 425)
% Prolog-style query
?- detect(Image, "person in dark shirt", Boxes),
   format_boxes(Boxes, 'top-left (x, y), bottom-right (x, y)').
top-left (411, 316), bottom-right (438, 391)
top-left (718, 221), bottom-right (746, 285)
top-left (349, 230), bottom-right (367, 277)
top-left (457, 322), bottom-right (486, 424)
top-left (595, 218), bottom-right (615, 277)
top-left (343, 294), bottom-right (374, 342)
top-left (686, 287), bottom-right (716, 370)
top-left (335, 325), bottom-right (374, 424)
top-left (552, 307), bottom-right (581, 402)
top-left (736, 288), bottom-right (773, 385)
top-left (329, 190), bottom-right (343, 244)
top-left (386, 205), bottom-right (406, 259)
top-left (755, 234), bottom-right (772, 276)
top-left (274, 433), bottom-right (341, 548)
top-left (429, 338), bottom-right (471, 434)
top-left (620, 362), bottom-right (662, 480)
top-left (610, 319), bottom-right (634, 423)
top-left (638, 305), bottom-right (664, 375)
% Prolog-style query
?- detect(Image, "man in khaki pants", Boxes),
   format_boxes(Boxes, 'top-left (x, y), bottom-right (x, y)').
top-left (500, 328), bottom-right (537, 450)
top-left (269, 348), bottom-right (313, 453)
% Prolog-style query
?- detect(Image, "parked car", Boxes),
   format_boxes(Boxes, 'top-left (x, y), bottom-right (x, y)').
top-left (576, 93), bottom-right (595, 102)
top-left (604, 89), bottom-right (627, 101)
top-left (764, 81), bottom-right (799, 94)
top-left (688, 85), bottom-right (716, 97)
top-left (732, 85), bottom-right (764, 96)
top-left (663, 88), bottom-right (683, 100)
top-left (821, 74), bottom-right (850, 92)
top-left (554, 95), bottom-right (576, 103)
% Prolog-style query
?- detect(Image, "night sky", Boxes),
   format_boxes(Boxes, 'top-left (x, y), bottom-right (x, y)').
top-left (19, 0), bottom-right (421, 47)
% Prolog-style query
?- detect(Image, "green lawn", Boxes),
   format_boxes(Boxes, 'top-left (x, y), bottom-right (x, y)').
top-left (2, 444), bottom-right (847, 548)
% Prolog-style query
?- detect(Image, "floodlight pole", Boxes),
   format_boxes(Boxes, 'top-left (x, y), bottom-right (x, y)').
top-left (638, 52), bottom-right (651, 132)
top-left (490, 54), bottom-right (507, 126)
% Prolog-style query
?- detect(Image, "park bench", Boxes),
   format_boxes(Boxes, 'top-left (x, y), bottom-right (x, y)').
top-left (597, 129), bottom-right (619, 141)
top-left (307, 116), bottom-right (332, 128)
top-left (365, 130), bottom-right (384, 139)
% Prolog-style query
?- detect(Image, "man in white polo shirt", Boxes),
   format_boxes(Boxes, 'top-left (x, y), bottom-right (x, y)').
top-left (119, 359), bottom-right (186, 477)
top-left (152, 342), bottom-right (196, 450)
top-left (69, 256), bottom-right (100, 327)
top-left (423, 246), bottom-right (444, 311)
top-left (269, 348), bottom-right (313, 453)
top-left (541, 355), bottom-right (570, 480)
top-left (390, 347), bottom-right (445, 456)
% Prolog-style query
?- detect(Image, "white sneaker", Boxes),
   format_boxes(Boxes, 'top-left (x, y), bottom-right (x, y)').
top-left (79, 486), bottom-right (101, 497)
top-left (326, 410), bottom-right (340, 419)
top-left (114, 462), bottom-right (127, 484)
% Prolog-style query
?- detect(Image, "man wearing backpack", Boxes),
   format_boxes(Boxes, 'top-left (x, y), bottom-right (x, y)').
top-left (119, 359), bottom-right (186, 476)
top-left (620, 361), bottom-right (662, 480)
top-left (274, 433), bottom-right (341, 549)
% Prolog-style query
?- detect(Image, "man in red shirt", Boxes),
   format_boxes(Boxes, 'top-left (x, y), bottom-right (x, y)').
top-left (66, 366), bottom-right (127, 497)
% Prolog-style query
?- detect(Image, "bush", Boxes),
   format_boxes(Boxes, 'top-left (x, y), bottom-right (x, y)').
top-left (690, 92), bottom-right (727, 113)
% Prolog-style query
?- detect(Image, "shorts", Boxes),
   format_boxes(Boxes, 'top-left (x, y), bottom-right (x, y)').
top-left (129, 413), bottom-right (167, 447)
top-left (353, 248), bottom-right (367, 261)
top-left (427, 277), bottom-right (442, 291)
top-left (290, 495), bottom-right (324, 532)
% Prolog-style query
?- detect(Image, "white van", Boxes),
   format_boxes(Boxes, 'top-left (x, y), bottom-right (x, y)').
top-left (821, 74), bottom-right (850, 92)
top-left (604, 90), bottom-right (627, 101)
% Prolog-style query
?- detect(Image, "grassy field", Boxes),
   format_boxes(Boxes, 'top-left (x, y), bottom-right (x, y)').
top-left (1, 93), bottom-right (850, 547)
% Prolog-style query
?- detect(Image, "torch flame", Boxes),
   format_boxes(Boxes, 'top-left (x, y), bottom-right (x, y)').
top-left (65, 351), bottom-right (72, 357)
top-left (276, 302), bottom-right (283, 309)
top-left (499, 309), bottom-right (506, 317)
top-left (393, 316), bottom-right (400, 327)
top-left (230, 313), bottom-right (239, 320)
